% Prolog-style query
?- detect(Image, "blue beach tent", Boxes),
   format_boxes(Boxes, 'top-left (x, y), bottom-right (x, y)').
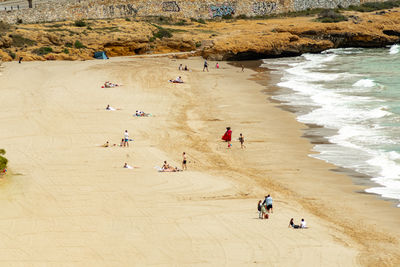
top-left (94, 51), bottom-right (108, 59)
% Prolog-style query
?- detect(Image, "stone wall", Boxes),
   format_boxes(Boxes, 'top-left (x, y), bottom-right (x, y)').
top-left (0, 0), bottom-right (390, 24)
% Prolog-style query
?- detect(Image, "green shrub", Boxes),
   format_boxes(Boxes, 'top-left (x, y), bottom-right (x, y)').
top-left (10, 34), bottom-right (36, 47)
top-left (33, 46), bottom-right (53, 56)
top-left (190, 18), bottom-right (206, 24)
top-left (345, 1), bottom-right (400, 12)
top-left (74, 40), bottom-right (86, 49)
top-left (149, 36), bottom-right (156, 42)
top-left (125, 18), bottom-right (131, 22)
top-left (63, 48), bottom-right (69, 54)
top-left (65, 42), bottom-right (73, 48)
top-left (222, 14), bottom-right (233, 20)
top-left (195, 41), bottom-right (201, 48)
top-left (316, 9), bottom-right (348, 23)
top-left (86, 26), bottom-right (93, 30)
top-left (153, 27), bottom-right (173, 39)
top-left (0, 149), bottom-right (7, 171)
top-left (7, 50), bottom-right (16, 59)
top-left (74, 19), bottom-right (86, 27)
top-left (174, 20), bottom-right (187, 26)
top-left (236, 14), bottom-right (248, 19)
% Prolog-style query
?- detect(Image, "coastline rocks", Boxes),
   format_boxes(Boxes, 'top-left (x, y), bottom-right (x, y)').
top-left (0, 9), bottom-right (399, 62)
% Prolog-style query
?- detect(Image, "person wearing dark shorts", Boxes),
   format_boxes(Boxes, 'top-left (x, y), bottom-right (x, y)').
top-left (182, 152), bottom-right (187, 170)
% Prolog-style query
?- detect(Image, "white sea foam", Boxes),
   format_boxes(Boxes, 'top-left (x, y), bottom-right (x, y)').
top-left (353, 78), bottom-right (376, 88)
top-left (269, 49), bottom-right (400, 207)
top-left (389, 44), bottom-right (399, 55)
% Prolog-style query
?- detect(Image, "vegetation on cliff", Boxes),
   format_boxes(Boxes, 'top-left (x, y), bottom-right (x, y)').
top-left (0, 149), bottom-right (7, 171)
top-left (0, 6), bottom-right (399, 61)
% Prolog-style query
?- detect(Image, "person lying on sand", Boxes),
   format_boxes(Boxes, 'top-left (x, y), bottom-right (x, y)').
top-left (169, 76), bottom-right (183, 83)
top-left (100, 141), bottom-right (116, 147)
top-left (123, 163), bottom-right (135, 169)
top-left (106, 105), bottom-right (117, 111)
top-left (102, 81), bottom-right (120, 88)
top-left (134, 110), bottom-right (152, 117)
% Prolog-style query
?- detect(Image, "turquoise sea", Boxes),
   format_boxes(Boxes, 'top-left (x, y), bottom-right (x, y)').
top-left (262, 44), bottom-right (400, 206)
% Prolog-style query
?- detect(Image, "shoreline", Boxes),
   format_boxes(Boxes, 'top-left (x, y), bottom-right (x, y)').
top-left (0, 56), bottom-right (399, 265)
top-left (239, 57), bottom-right (400, 208)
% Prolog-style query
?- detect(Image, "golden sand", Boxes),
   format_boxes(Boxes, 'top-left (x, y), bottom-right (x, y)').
top-left (0, 57), bottom-right (399, 266)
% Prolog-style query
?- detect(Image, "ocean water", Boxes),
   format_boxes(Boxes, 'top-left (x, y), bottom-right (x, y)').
top-left (262, 44), bottom-right (400, 207)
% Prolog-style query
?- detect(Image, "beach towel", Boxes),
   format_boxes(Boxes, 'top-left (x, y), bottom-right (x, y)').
top-left (222, 130), bottom-right (232, 142)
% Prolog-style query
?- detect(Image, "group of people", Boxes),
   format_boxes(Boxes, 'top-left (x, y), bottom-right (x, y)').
top-left (221, 127), bottom-right (245, 149)
top-left (102, 81), bottom-right (120, 88)
top-left (257, 195), bottom-right (308, 228)
top-left (258, 195), bottom-right (273, 219)
top-left (135, 110), bottom-right (151, 117)
top-left (178, 64), bottom-right (190, 71)
top-left (288, 218), bottom-right (307, 229)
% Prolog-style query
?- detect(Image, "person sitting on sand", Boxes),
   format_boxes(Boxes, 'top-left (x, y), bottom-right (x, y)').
top-left (289, 218), bottom-right (300, 229)
top-left (102, 141), bottom-right (110, 147)
top-left (169, 76), bottom-right (184, 83)
top-left (179, 64), bottom-right (182, 71)
top-left (184, 65), bottom-right (189, 71)
top-left (300, 218), bottom-right (307, 229)
top-left (120, 138), bottom-right (125, 147)
top-left (161, 161), bottom-right (180, 172)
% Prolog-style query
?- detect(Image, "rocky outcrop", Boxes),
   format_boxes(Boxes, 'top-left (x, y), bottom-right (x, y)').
top-left (0, 8), bottom-right (399, 62)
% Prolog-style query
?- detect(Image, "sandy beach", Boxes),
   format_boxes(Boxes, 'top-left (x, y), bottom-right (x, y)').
top-left (0, 56), bottom-right (399, 266)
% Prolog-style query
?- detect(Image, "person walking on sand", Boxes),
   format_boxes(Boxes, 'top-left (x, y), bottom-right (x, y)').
top-left (241, 65), bottom-right (244, 72)
top-left (222, 127), bottom-right (232, 148)
top-left (123, 130), bottom-right (129, 147)
top-left (179, 64), bottom-right (182, 71)
top-left (216, 62), bottom-right (219, 69)
top-left (239, 133), bottom-right (245, 149)
top-left (182, 152), bottom-right (187, 170)
top-left (203, 59), bottom-right (209, 72)
top-left (263, 194), bottom-right (273, 213)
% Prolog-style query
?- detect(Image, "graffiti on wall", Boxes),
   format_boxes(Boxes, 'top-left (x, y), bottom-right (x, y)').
top-left (209, 3), bottom-right (235, 18)
top-left (252, 2), bottom-right (277, 16)
top-left (162, 1), bottom-right (180, 12)
top-left (102, 4), bottom-right (137, 16)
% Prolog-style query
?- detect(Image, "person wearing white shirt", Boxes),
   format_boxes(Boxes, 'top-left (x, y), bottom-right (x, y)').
top-left (300, 218), bottom-right (307, 229)
top-left (123, 130), bottom-right (129, 147)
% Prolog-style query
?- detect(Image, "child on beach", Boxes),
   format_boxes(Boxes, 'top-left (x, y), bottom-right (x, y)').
top-left (257, 200), bottom-right (263, 219)
top-left (216, 62), bottom-right (219, 69)
top-left (239, 133), bottom-right (245, 149)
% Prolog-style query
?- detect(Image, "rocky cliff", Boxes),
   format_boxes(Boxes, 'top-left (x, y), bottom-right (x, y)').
top-left (0, 8), bottom-right (399, 62)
